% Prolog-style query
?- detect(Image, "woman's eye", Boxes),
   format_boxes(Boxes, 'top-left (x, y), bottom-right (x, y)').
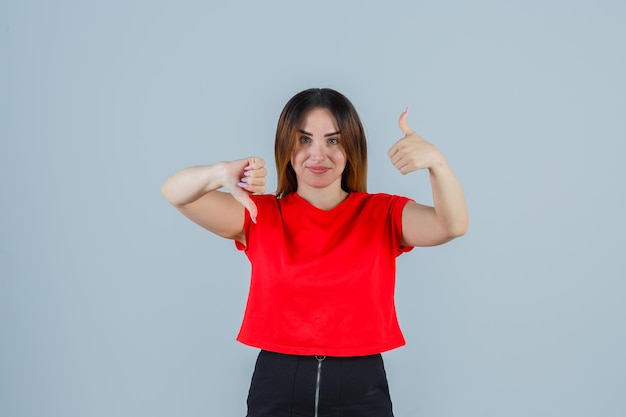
top-left (299, 136), bottom-right (311, 144)
top-left (327, 138), bottom-right (339, 145)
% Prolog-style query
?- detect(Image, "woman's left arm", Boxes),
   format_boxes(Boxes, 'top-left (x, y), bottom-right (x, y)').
top-left (388, 110), bottom-right (469, 247)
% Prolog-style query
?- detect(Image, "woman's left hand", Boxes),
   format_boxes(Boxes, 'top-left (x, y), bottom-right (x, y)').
top-left (387, 109), bottom-right (469, 246)
top-left (388, 109), bottom-right (441, 174)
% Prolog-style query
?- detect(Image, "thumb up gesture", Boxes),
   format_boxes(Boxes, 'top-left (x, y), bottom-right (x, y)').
top-left (388, 109), bottom-right (441, 175)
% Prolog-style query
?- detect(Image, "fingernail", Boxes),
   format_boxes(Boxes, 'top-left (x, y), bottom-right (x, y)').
top-left (243, 171), bottom-right (251, 177)
top-left (240, 177), bottom-right (248, 183)
top-left (251, 216), bottom-right (257, 224)
top-left (244, 166), bottom-right (253, 171)
top-left (405, 107), bottom-right (409, 116)
top-left (238, 182), bottom-right (249, 189)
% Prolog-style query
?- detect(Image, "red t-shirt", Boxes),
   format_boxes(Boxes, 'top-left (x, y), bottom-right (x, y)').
top-left (235, 192), bottom-right (413, 356)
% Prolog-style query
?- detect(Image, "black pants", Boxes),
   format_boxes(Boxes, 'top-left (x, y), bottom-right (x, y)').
top-left (246, 350), bottom-right (394, 417)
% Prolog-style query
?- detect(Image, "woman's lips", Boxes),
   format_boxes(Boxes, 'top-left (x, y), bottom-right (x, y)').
top-left (307, 166), bottom-right (330, 174)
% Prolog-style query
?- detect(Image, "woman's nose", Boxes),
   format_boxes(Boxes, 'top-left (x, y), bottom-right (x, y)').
top-left (308, 141), bottom-right (325, 160)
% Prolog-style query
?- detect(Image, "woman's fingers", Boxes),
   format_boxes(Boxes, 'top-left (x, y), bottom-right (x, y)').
top-left (238, 164), bottom-right (266, 193)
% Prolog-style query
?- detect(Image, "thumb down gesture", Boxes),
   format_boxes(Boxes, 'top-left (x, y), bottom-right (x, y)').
top-left (223, 157), bottom-right (266, 223)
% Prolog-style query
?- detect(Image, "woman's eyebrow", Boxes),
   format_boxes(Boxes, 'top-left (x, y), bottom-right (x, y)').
top-left (298, 129), bottom-right (341, 137)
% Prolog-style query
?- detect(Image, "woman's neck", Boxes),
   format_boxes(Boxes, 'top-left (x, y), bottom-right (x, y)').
top-left (296, 185), bottom-right (349, 210)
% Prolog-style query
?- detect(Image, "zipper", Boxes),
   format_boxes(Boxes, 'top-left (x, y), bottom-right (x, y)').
top-left (314, 356), bottom-right (326, 417)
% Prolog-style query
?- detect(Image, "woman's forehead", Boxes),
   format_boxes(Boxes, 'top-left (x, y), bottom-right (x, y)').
top-left (301, 107), bottom-right (339, 132)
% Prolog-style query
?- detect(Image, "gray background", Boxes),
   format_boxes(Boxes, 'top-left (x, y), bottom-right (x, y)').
top-left (1, 0), bottom-right (625, 416)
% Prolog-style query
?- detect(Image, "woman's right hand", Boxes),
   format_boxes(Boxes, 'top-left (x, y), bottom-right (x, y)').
top-left (222, 157), bottom-right (266, 223)
top-left (162, 157), bottom-right (267, 240)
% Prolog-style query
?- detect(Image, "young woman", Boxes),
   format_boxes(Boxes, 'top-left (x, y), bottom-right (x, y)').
top-left (161, 88), bottom-right (468, 417)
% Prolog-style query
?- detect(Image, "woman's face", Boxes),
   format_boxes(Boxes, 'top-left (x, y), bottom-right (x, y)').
top-left (290, 107), bottom-right (347, 192)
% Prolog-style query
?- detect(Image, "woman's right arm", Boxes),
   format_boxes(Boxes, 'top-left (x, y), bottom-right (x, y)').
top-left (161, 157), bottom-right (266, 243)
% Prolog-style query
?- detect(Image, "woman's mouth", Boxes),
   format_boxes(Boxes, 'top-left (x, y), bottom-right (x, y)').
top-left (307, 166), bottom-right (330, 174)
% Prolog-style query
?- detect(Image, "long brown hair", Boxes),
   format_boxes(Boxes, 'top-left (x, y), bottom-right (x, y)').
top-left (275, 88), bottom-right (368, 198)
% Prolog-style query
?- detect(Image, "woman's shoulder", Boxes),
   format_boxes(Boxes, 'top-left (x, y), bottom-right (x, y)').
top-left (350, 192), bottom-right (411, 204)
